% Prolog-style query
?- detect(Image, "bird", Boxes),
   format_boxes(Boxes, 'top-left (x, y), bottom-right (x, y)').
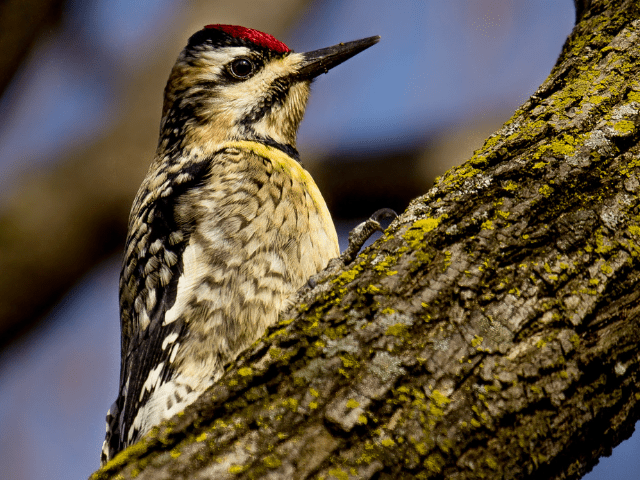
top-left (100, 24), bottom-right (379, 464)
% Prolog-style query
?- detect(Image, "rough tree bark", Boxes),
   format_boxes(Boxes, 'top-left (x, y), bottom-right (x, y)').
top-left (92, 1), bottom-right (640, 479)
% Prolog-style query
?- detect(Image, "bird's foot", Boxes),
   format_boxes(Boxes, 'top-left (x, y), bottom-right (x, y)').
top-left (340, 208), bottom-right (397, 265)
top-left (285, 209), bottom-right (397, 315)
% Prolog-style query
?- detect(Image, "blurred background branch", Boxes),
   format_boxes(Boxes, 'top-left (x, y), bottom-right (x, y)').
top-left (0, 0), bottom-right (66, 98)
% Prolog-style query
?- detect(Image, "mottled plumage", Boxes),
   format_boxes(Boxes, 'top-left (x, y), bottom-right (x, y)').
top-left (101, 25), bottom-right (378, 464)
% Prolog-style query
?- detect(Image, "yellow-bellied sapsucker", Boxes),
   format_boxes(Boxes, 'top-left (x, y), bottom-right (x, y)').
top-left (101, 24), bottom-right (379, 464)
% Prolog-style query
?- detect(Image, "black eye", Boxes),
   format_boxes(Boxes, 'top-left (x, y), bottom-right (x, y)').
top-left (229, 58), bottom-right (254, 79)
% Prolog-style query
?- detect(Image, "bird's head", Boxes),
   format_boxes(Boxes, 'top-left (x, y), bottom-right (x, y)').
top-left (158, 24), bottom-right (379, 158)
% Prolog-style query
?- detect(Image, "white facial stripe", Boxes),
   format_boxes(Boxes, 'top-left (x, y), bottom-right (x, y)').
top-left (199, 46), bottom-right (251, 67)
top-left (186, 46), bottom-right (252, 85)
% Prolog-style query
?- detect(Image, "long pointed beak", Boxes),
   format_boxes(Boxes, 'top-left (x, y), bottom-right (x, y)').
top-left (296, 35), bottom-right (380, 80)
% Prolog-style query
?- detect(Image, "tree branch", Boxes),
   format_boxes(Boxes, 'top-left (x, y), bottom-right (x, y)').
top-left (0, 0), bottom-right (65, 98)
top-left (92, 1), bottom-right (640, 478)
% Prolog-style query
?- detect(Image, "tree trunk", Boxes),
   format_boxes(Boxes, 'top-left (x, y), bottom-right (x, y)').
top-left (91, 1), bottom-right (640, 478)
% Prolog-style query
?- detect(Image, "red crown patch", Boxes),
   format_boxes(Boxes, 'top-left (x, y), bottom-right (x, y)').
top-left (205, 25), bottom-right (291, 53)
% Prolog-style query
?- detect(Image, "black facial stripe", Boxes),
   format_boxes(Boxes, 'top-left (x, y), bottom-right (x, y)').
top-left (240, 76), bottom-right (293, 125)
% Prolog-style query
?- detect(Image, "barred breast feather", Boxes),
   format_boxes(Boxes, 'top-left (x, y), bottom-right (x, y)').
top-left (101, 142), bottom-right (338, 462)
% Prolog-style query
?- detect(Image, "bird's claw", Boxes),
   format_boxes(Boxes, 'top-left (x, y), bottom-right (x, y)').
top-left (340, 208), bottom-right (398, 264)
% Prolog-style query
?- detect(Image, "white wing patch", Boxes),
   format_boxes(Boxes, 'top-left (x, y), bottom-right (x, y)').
top-left (161, 332), bottom-right (179, 350)
top-left (128, 377), bottom-right (204, 444)
top-left (169, 343), bottom-right (180, 364)
top-left (139, 308), bottom-right (151, 331)
top-left (163, 240), bottom-right (209, 325)
top-left (140, 362), bottom-right (164, 402)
